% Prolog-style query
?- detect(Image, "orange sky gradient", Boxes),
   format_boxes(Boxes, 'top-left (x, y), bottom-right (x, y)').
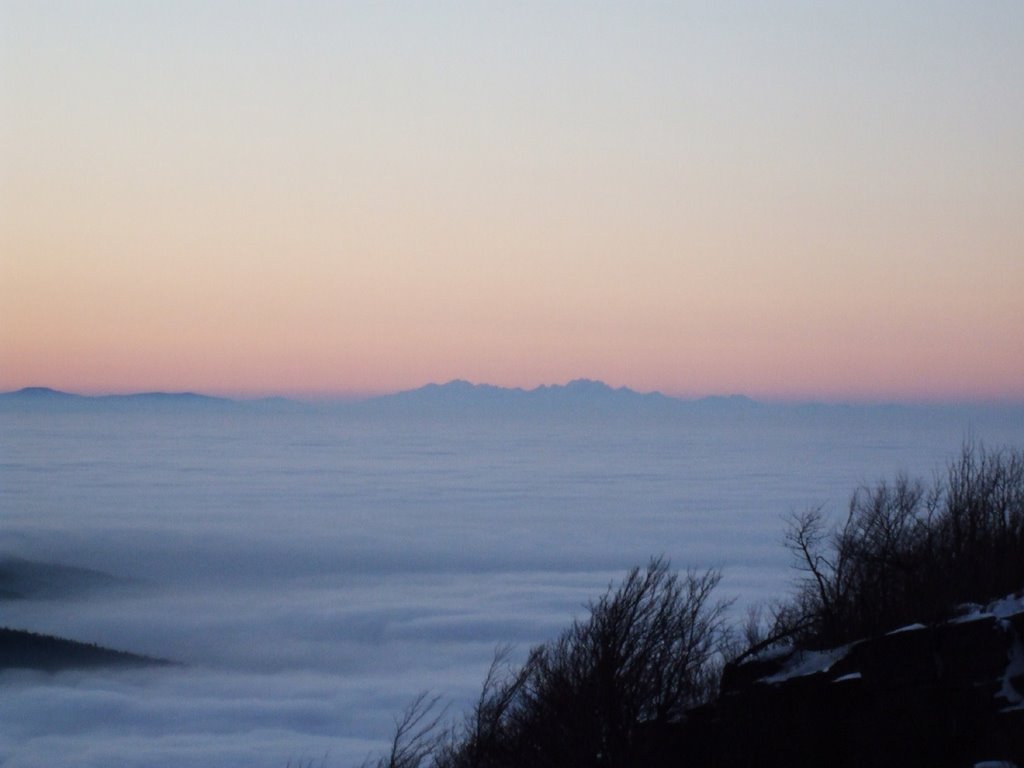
top-left (2, 3), bottom-right (1022, 403)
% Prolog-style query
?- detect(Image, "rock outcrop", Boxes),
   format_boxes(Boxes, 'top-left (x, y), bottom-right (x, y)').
top-left (651, 594), bottom-right (1024, 767)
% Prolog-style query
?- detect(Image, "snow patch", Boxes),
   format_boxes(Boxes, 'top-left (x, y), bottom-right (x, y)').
top-left (988, 592), bottom-right (1024, 619)
top-left (952, 592), bottom-right (1024, 625)
top-left (832, 672), bottom-right (862, 683)
top-left (744, 643), bottom-right (794, 665)
top-left (886, 622), bottom-right (926, 635)
top-left (761, 644), bottom-right (853, 684)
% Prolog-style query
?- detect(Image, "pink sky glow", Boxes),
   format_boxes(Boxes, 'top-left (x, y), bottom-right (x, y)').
top-left (2, 4), bottom-right (1022, 404)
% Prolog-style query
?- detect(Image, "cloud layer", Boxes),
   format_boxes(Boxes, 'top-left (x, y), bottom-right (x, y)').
top-left (1, 405), bottom-right (1022, 766)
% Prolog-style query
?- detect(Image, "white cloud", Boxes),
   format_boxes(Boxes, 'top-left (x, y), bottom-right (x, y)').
top-left (1, 406), bottom-right (1021, 766)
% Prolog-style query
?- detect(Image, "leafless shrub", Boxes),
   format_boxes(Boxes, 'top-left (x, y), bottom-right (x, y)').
top-left (781, 443), bottom-right (1024, 648)
top-left (425, 559), bottom-right (730, 768)
top-left (495, 559), bottom-right (729, 768)
top-left (363, 692), bottom-right (448, 768)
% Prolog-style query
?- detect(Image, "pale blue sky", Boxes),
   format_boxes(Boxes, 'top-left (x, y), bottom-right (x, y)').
top-left (3, 1), bottom-right (1022, 399)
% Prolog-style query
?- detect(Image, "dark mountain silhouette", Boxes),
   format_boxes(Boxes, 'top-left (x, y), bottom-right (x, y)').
top-left (0, 558), bottom-right (171, 671)
top-left (104, 391), bottom-right (226, 404)
top-left (1, 386), bottom-right (78, 401)
top-left (0, 557), bottom-right (127, 601)
top-left (0, 387), bottom-right (227, 406)
top-left (356, 379), bottom-right (757, 416)
top-left (0, 628), bottom-right (173, 671)
top-left (0, 382), bottom-right (764, 416)
top-left (0, 387), bottom-right (308, 412)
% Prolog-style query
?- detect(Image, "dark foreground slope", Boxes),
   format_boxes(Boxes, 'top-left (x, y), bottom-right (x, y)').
top-left (369, 445), bottom-right (1023, 768)
top-left (657, 595), bottom-right (1024, 768)
top-left (0, 627), bottom-right (172, 672)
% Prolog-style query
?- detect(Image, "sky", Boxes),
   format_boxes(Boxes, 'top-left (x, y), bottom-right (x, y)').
top-left (2, 1), bottom-right (1022, 402)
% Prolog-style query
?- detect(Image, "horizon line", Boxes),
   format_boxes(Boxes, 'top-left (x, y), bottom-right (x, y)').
top-left (3, 381), bottom-right (1023, 409)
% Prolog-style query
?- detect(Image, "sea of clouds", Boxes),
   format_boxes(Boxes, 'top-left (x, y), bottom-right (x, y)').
top-left (1, 404), bottom-right (1021, 767)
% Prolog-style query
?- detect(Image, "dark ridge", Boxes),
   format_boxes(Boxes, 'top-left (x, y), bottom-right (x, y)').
top-left (0, 387), bottom-right (221, 402)
top-left (95, 391), bottom-right (232, 405)
top-left (1, 387), bottom-right (78, 399)
top-left (0, 388), bottom-right (230, 406)
top-left (0, 628), bottom-right (174, 671)
top-left (0, 387), bottom-right (319, 413)
top-left (355, 378), bottom-right (726, 417)
top-left (0, 557), bottom-right (126, 601)
top-left (368, 445), bottom-right (1024, 768)
top-left (0, 388), bottom-right (302, 412)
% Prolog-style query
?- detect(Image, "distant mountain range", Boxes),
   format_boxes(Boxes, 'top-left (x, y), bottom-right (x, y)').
top-left (0, 381), bottom-right (759, 415)
top-left (357, 379), bottom-right (758, 416)
top-left (3, 382), bottom-right (1016, 415)
top-left (0, 386), bottom-right (297, 411)
top-left (3, 386), bottom-right (232, 405)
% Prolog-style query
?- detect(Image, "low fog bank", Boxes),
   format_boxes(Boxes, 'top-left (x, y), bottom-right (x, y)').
top-left (1, 405), bottom-right (1021, 766)
top-left (0, 666), bottom-right (384, 768)
top-left (0, 566), bottom-right (625, 767)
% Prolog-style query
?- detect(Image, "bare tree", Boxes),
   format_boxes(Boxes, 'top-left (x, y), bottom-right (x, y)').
top-left (778, 443), bottom-right (1024, 649)
top-left (504, 559), bottom-right (731, 768)
top-left (364, 692), bottom-right (448, 768)
top-left (419, 559), bottom-right (731, 768)
top-left (430, 646), bottom-right (532, 768)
